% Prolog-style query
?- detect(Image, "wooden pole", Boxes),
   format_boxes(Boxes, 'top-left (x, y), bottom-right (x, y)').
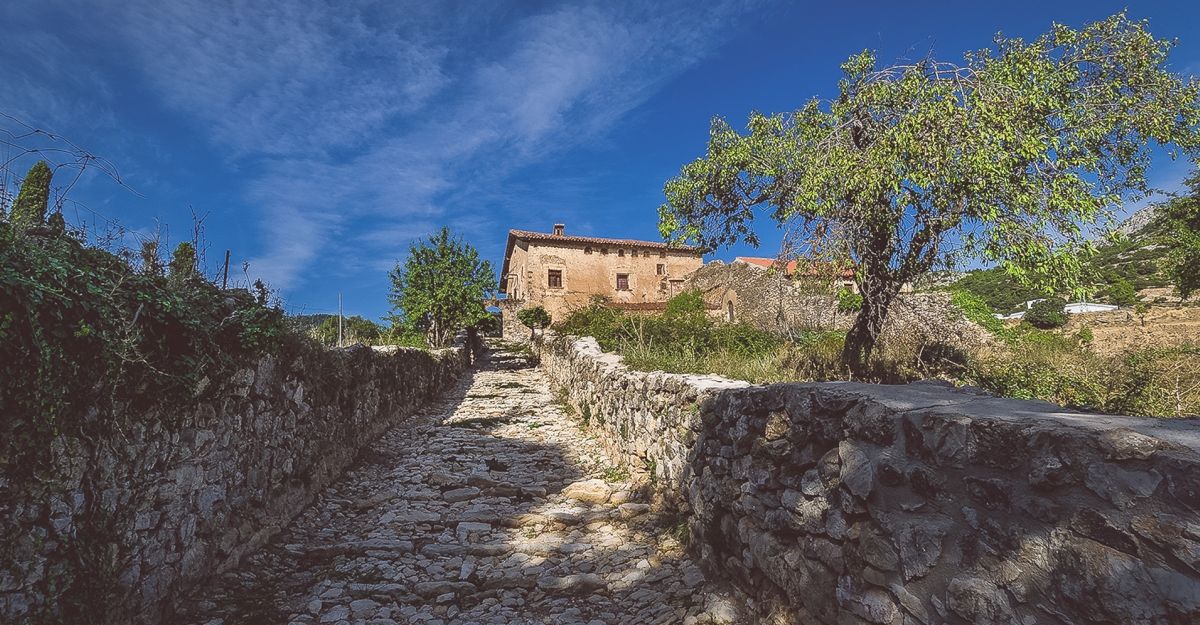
top-left (221, 250), bottom-right (231, 289)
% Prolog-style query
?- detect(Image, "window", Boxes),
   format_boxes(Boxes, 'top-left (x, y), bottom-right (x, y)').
top-left (601, 247), bottom-right (608, 255)
top-left (643, 250), bottom-right (650, 258)
top-left (669, 279), bottom-right (683, 294)
top-left (659, 250), bottom-right (667, 258)
top-left (616, 274), bottom-right (630, 291)
top-left (726, 301), bottom-right (735, 322)
top-left (656, 263), bottom-right (665, 275)
top-left (618, 249), bottom-right (625, 257)
top-left (548, 269), bottom-right (563, 289)
top-left (584, 246), bottom-right (592, 254)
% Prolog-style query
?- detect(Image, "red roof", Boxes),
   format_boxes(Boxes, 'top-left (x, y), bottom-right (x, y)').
top-left (507, 229), bottom-right (700, 251)
top-left (735, 257), bottom-right (855, 279)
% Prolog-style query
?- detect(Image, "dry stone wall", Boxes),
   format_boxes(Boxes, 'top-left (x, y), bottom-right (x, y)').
top-left (1, 342), bottom-right (473, 625)
top-left (534, 332), bottom-right (1200, 624)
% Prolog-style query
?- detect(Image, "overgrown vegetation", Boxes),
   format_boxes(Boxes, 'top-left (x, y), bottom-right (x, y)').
top-left (554, 289), bottom-right (1198, 417)
top-left (0, 163), bottom-right (291, 472)
top-left (516, 306), bottom-right (551, 340)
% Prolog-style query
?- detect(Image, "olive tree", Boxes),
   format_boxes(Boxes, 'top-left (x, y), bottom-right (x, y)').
top-left (388, 227), bottom-right (495, 347)
top-left (658, 13), bottom-right (1200, 371)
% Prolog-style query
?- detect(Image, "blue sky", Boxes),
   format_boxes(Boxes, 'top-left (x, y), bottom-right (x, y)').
top-left (2, 1), bottom-right (1198, 320)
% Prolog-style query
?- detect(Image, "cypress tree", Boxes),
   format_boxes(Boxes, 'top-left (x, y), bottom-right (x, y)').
top-left (168, 241), bottom-right (198, 281)
top-left (10, 161), bottom-right (52, 229)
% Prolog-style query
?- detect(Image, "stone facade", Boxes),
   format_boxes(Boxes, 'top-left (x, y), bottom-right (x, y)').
top-left (534, 332), bottom-right (1200, 624)
top-left (499, 225), bottom-right (704, 336)
top-left (686, 260), bottom-right (991, 349)
top-left (1, 342), bottom-right (473, 625)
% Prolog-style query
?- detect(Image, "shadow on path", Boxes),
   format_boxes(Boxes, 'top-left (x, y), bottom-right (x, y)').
top-left (174, 346), bottom-right (737, 625)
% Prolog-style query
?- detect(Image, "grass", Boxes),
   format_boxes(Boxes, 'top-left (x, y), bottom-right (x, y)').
top-left (554, 292), bottom-right (1200, 418)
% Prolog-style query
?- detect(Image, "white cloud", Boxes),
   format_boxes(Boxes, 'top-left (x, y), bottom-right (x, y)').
top-left (76, 0), bottom-right (758, 290)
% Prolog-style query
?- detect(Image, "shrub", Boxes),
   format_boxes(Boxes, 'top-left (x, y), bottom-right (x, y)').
top-left (10, 160), bottom-right (51, 229)
top-left (836, 287), bottom-right (863, 313)
top-left (1024, 297), bottom-right (1067, 329)
top-left (1106, 278), bottom-right (1138, 307)
top-left (516, 306), bottom-right (551, 337)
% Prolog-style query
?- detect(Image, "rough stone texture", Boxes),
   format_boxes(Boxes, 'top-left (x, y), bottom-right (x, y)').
top-left (534, 331), bottom-right (1200, 624)
top-left (684, 260), bottom-right (992, 349)
top-left (0, 343), bottom-right (473, 625)
top-left (173, 346), bottom-right (742, 625)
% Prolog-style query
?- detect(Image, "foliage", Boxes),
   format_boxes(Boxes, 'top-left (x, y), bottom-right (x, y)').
top-left (9, 160), bottom-right (52, 229)
top-left (1106, 278), bottom-right (1139, 307)
top-left (516, 306), bottom-right (551, 335)
top-left (836, 288), bottom-right (863, 313)
top-left (948, 289), bottom-right (1012, 339)
top-left (168, 241), bottom-right (198, 282)
top-left (387, 227), bottom-right (495, 347)
top-left (658, 12), bottom-right (1200, 370)
top-left (1163, 169), bottom-right (1200, 299)
top-left (664, 289), bottom-right (707, 318)
top-left (952, 267), bottom-right (1044, 313)
top-left (1025, 297), bottom-right (1068, 329)
top-left (968, 336), bottom-right (1199, 417)
top-left (0, 220), bottom-right (289, 473)
top-left (311, 315), bottom-right (383, 346)
top-left (556, 293), bottom-right (791, 383)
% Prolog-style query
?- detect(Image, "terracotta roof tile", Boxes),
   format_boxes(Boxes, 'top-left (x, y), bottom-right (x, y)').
top-left (508, 229), bottom-right (701, 251)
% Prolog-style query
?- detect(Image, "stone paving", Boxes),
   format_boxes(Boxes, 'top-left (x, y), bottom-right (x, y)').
top-left (177, 346), bottom-right (739, 625)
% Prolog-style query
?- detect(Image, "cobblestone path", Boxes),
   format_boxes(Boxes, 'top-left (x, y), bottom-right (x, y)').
top-left (178, 347), bottom-right (738, 625)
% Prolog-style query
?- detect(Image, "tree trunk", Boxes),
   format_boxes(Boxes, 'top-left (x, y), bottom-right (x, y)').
top-left (841, 278), bottom-right (900, 376)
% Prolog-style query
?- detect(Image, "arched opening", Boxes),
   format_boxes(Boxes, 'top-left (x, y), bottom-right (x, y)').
top-left (726, 300), bottom-right (735, 323)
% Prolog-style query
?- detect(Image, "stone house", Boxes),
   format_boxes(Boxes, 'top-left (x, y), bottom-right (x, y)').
top-left (498, 224), bottom-right (704, 335)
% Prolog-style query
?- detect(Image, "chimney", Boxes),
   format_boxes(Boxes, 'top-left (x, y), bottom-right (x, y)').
top-left (553, 223), bottom-right (565, 236)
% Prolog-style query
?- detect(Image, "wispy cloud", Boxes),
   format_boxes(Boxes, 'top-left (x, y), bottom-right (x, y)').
top-left (57, 0), bottom-right (757, 290)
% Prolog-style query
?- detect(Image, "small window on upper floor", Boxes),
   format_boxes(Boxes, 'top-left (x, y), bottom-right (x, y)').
top-left (659, 250), bottom-right (667, 258)
top-left (616, 274), bottom-right (630, 291)
top-left (643, 250), bottom-right (651, 258)
top-left (618, 249), bottom-right (625, 257)
top-left (548, 269), bottom-right (563, 289)
top-left (585, 246), bottom-right (593, 254)
top-left (601, 247), bottom-right (608, 255)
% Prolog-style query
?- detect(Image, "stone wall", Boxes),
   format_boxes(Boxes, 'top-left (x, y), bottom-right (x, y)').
top-left (533, 332), bottom-right (1200, 624)
top-left (684, 260), bottom-right (992, 350)
top-left (1, 342), bottom-right (473, 625)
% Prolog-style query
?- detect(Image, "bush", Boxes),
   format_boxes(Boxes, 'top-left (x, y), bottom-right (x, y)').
top-left (516, 306), bottom-right (551, 336)
top-left (836, 287), bottom-right (863, 313)
top-left (1106, 278), bottom-right (1138, 307)
top-left (1024, 297), bottom-right (1067, 329)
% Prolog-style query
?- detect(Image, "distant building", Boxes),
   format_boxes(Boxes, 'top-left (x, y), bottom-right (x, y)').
top-left (498, 224), bottom-right (704, 336)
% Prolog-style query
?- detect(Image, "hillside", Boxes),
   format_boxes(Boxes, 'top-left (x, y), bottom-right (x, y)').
top-left (952, 203), bottom-right (1179, 312)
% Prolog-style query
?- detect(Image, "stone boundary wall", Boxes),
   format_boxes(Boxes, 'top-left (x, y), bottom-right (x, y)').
top-left (2, 342), bottom-right (474, 625)
top-left (533, 332), bottom-right (1200, 624)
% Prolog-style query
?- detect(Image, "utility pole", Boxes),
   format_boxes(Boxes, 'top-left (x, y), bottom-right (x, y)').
top-left (338, 293), bottom-right (344, 348)
top-left (221, 250), bottom-right (231, 289)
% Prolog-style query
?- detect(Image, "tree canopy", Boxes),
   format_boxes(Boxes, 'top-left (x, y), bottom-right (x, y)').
top-left (388, 227), bottom-right (495, 347)
top-left (1163, 169), bottom-right (1200, 300)
top-left (658, 12), bottom-right (1200, 368)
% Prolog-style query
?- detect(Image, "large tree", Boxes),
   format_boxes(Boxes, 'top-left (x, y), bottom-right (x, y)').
top-left (388, 227), bottom-right (495, 347)
top-left (658, 13), bottom-right (1200, 370)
